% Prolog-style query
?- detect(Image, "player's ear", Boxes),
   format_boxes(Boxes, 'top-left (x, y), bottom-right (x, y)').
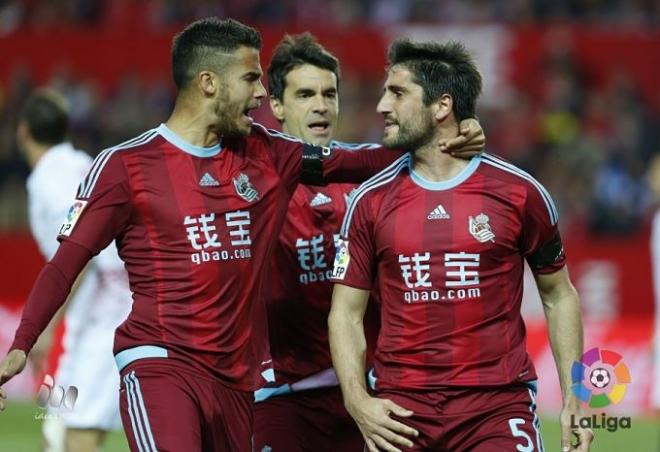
top-left (198, 70), bottom-right (218, 97)
top-left (434, 93), bottom-right (453, 122)
top-left (16, 121), bottom-right (29, 142)
top-left (270, 95), bottom-right (285, 123)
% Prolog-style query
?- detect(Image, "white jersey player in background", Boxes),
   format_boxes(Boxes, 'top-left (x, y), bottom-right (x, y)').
top-left (17, 88), bottom-right (132, 452)
top-left (647, 154), bottom-right (660, 413)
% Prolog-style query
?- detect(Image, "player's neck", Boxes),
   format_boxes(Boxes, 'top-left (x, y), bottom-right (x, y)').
top-left (166, 100), bottom-right (222, 148)
top-left (412, 128), bottom-right (468, 183)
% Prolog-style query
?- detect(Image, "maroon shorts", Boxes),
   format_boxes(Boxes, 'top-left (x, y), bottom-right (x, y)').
top-left (119, 358), bottom-right (253, 452)
top-left (378, 382), bottom-right (544, 452)
top-left (253, 386), bottom-right (364, 452)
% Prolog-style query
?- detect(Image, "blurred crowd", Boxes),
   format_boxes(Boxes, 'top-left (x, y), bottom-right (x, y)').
top-left (0, 0), bottom-right (658, 32)
top-left (0, 1), bottom-right (658, 235)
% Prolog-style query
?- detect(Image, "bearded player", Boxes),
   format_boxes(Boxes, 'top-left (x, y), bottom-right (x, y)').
top-left (0, 19), bottom-right (478, 452)
top-left (330, 40), bottom-right (594, 452)
top-left (254, 34), bottom-right (485, 452)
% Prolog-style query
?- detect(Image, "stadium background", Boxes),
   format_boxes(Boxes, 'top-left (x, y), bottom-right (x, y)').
top-left (0, 1), bottom-right (658, 450)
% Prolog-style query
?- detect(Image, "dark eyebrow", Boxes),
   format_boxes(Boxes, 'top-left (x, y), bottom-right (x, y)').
top-left (243, 71), bottom-right (262, 81)
top-left (384, 84), bottom-right (406, 93)
top-left (295, 88), bottom-right (316, 96)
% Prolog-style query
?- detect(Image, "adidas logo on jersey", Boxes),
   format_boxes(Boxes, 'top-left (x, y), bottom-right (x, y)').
top-left (427, 204), bottom-right (450, 220)
top-left (199, 172), bottom-right (220, 187)
top-left (310, 192), bottom-right (332, 207)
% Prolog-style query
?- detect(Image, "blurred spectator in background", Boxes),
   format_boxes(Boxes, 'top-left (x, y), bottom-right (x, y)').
top-left (0, 0), bottom-right (658, 238)
top-left (647, 154), bottom-right (660, 412)
top-left (1, 0), bottom-right (659, 31)
top-left (16, 88), bottom-right (132, 452)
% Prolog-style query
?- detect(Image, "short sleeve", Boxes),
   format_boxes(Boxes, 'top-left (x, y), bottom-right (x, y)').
top-left (57, 152), bottom-right (132, 255)
top-left (521, 182), bottom-right (566, 274)
top-left (330, 194), bottom-right (376, 289)
top-left (252, 125), bottom-right (304, 195)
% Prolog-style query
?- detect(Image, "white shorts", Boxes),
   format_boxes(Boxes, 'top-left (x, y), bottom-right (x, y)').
top-left (45, 269), bottom-right (131, 431)
top-left (47, 322), bottom-right (123, 431)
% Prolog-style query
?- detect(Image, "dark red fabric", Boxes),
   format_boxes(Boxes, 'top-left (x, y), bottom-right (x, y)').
top-left (378, 383), bottom-right (543, 451)
top-left (253, 387), bottom-right (364, 452)
top-left (265, 181), bottom-right (380, 385)
top-left (119, 358), bottom-right (253, 452)
top-left (334, 154), bottom-right (564, 389)
top-left (13, 124), bottom-right (402, 392)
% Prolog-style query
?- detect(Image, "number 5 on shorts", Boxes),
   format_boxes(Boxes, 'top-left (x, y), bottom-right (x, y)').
top-left (508, 418), bottom-right (534, 452)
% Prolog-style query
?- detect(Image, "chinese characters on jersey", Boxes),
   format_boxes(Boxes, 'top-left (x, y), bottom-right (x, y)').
top-left (400, 251), bottom-right (482, 303)
top-left (296, 233), bottom-right (340, 284)
top-left (184, 210), bottom-right (252, 264)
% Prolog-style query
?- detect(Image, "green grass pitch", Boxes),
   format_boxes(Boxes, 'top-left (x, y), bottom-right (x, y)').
top-left (0, 401), bottom-right (658, 451)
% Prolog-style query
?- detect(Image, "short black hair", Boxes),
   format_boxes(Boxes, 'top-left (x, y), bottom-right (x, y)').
top-left (267, 33), bottom-right (340, 101)
top-left (388, 39), bottom-right (482, 120)
top-left (171, 17), bottom-right (262, 91)
top-left (20, 88), bottom-right (69, 145)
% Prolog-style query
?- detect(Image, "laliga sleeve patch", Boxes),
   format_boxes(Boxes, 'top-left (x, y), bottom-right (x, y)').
top-left (331, 239), bottom-right (350, 280)
top-left (58, 200), bottom-right (88, 237)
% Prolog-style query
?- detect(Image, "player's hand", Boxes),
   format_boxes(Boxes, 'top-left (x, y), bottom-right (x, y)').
top-left (439, 118), bottom-right (486, 158)
top-left (559, 400), bottom-right (594, 451)
top-left (346, 395), bottom-right (418, 452)
top-left (0, 349), bottom-right (28, 411)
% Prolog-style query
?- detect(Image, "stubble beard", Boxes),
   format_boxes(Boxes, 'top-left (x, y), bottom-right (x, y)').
top-left (382, 110), bottom-right (436, 151)
top-left (214, 93), bottom-right (250, 137)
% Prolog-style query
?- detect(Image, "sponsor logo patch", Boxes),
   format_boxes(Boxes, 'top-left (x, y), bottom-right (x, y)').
top-left (331, 239), bottom-right (350, 280)
top-left (59, 200), bottom-right (88, 236)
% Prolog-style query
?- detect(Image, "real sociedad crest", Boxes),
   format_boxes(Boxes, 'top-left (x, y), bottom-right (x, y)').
top-left (233, 173), bottom-right (259, 202)
top-left (469, 213), bottom-right (495, 243)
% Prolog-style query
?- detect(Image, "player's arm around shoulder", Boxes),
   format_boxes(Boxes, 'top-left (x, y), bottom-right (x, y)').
top-left (535, 268), bottom-right (594, 452)
top-left (329, 284), bottom-right (418, 452)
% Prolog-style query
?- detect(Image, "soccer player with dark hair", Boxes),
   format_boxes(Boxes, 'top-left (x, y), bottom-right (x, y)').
top-left (17, 88), bottom-right (132, 452)
top-left (329, 39), bottom-right (594, 452)
top-left (0, 20), bottom-right (479, 452)
top-left (255, 33), bottom-right (485, 451)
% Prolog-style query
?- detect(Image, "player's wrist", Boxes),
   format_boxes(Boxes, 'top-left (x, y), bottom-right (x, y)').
top-left (8, 349), bottom-right (27, 361)
top-left (344, 387), bottom-right (371, 414)
top-left (561, 394), bottom-right (580, 410)
top-left (8, 348), bottom-right (27, 358)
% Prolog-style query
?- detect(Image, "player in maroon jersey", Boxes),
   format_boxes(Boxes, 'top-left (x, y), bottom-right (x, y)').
top-left (0, 20), bottom-right (480, 452)
top-left (254, 34), bottom-right (485, 452)
top-left (329, 40), bottom-right (594, 452)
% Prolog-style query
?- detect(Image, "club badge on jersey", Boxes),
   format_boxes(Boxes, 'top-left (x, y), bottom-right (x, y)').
top-left (58, 200), bottom-right (88, 236)
top-left (331, 238), bottom-right (350, 280)
top-left (233, 173), bottom-right (259, 202)
top-left (469, 213), bottom-right (495, 243)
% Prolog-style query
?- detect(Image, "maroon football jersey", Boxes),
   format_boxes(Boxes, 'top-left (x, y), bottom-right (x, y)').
top-left (53, 124), bottom-right (401, 391)
top-left (265, 141), bottom-right (383, 387)
top-left (332, 153), bottom-right (565, 390)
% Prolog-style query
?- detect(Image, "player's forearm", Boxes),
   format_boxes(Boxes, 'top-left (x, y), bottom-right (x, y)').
top-left (322, 147), bottom-right (404, 184)
top-left (540, 280), bottom-right (584, 403)
top-left (328, 304), bottom-right (370, 410)
top-left (10, 241), bottom-right (91, 353)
